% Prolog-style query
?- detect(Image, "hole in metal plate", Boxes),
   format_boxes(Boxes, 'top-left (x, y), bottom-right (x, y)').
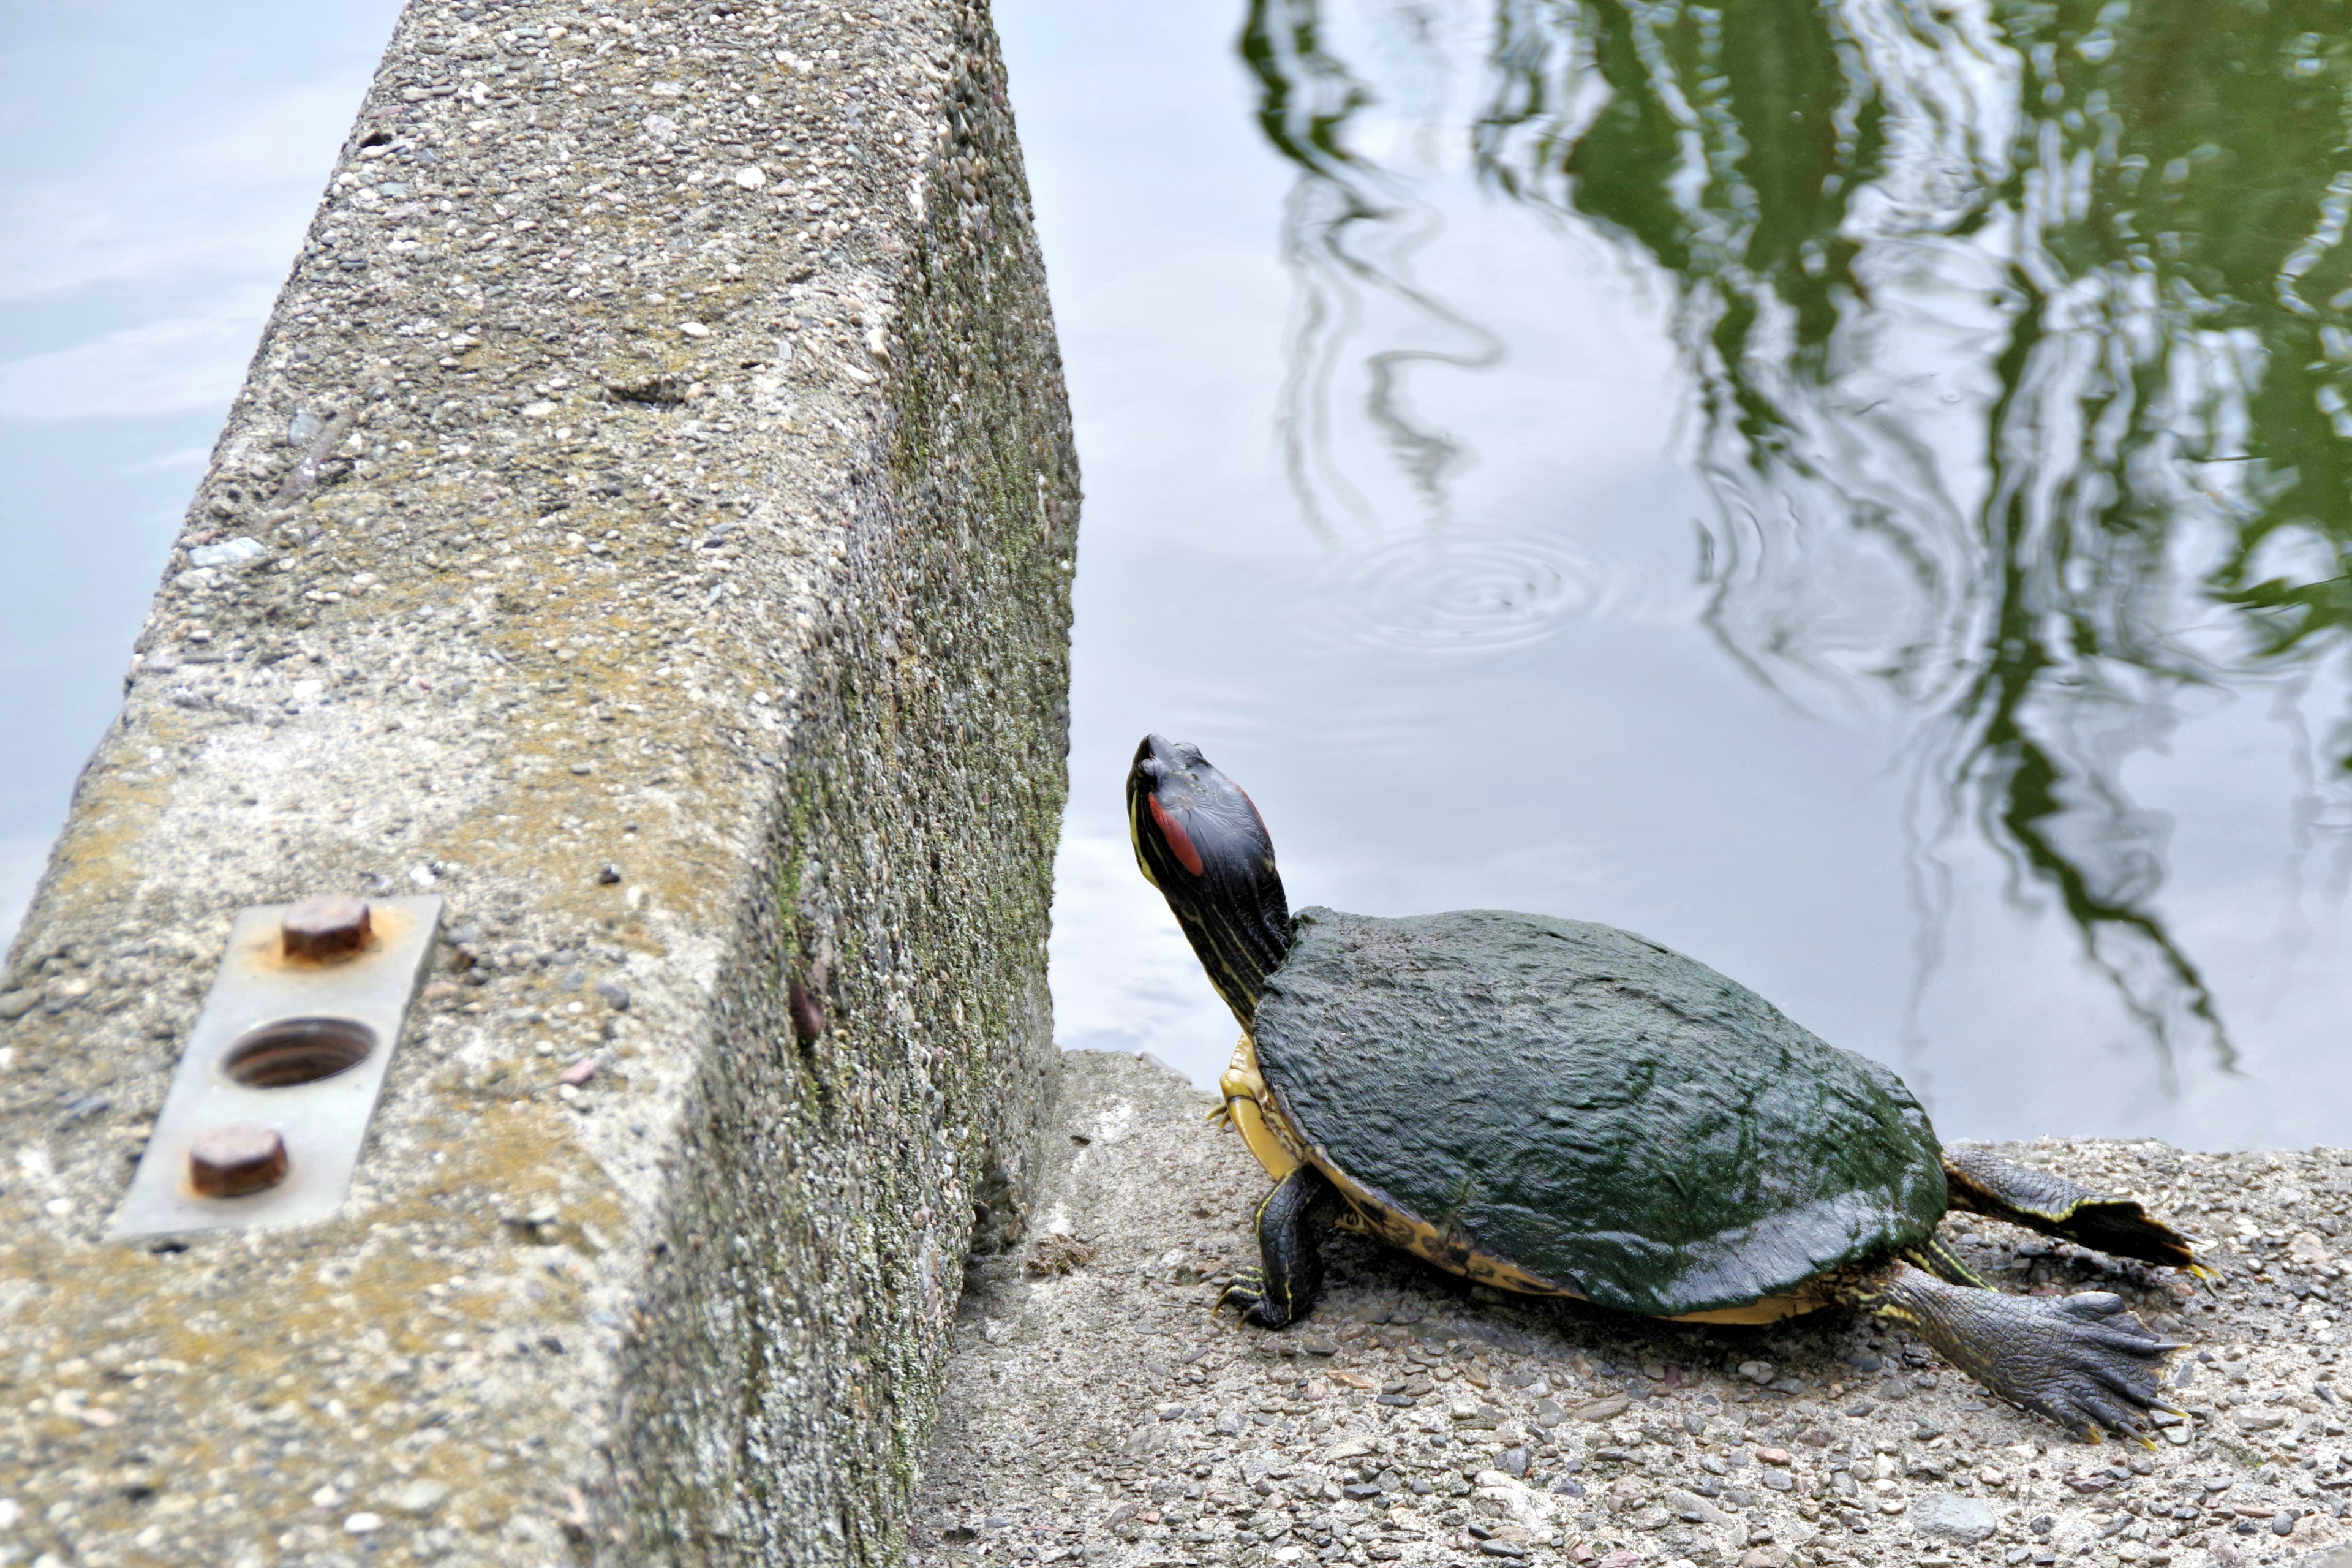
top-left (112, 895), bottom-right (442, 1238)
top-left (221, 1017), bottom-right (377, 1087)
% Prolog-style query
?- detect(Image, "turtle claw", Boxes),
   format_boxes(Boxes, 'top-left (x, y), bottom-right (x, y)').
top-left (1869, 1268), bottom-right (2180, 1442)
top-left (1985, 1291), bottom-right (2179, 1441)
top-left (1216, 1267), bottom-right (1294, 1329)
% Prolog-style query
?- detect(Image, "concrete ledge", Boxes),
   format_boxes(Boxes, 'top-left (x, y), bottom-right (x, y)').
top-left (0, 1), bottom-right (1074, 1564)
top-left (918, 1054), bottom-right (2352, 1568)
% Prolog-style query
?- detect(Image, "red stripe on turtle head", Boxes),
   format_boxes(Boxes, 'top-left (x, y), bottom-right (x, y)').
top-left (1148, 795), bottom-right (1205, 876)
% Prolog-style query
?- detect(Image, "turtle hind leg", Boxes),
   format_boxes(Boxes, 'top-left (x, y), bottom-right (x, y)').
top-left (1943, 1145), bottom-right (2202, 1273)
top-left (1221, 1165), bottom-right (1340, 1329)
top-left (1840, 1258), bottom-right (2181, 1441)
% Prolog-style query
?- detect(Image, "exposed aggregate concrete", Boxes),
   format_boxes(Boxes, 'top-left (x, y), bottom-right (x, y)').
top-left (0, 1), bottom-right (1074, 1564)
top-left (915, 1055), bottom-right (2352, 1568)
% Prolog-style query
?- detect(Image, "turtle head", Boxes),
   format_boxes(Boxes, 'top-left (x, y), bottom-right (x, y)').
top-left (1128, 734), bottom-right (1292, 1024)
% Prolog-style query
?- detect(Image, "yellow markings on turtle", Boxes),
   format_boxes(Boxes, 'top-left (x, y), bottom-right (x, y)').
top-left (1209, 1032), bottom-right (1826, 1325)
top-left (1127, 790), bottom-right (1163, 891)
top-left (1216, 1033), bottom-right (1303, 1183)
top-left (1672, 1296), bottom-right (1830, 1325)
top-left (1909, 1237), bottom-right (1989, 1290)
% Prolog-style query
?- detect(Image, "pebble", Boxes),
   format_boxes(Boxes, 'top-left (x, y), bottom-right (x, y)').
top-left (735, 165), bottom-right (767, 189)
top-left (342, 1512), bottom-right (382, 1534)
top-left (375, 1479), bottom-right (450, 1518)
top-left (679, 322), bottom-right (712, 338)
top-left (187, 537), bottom-right (265, 568)
top-left (0, 992), bottom-right (36, 1022)
top-left (595, 978), bottom-right (631, 1009)
top-left (1910, 1491), bottom-right (2000, 1544)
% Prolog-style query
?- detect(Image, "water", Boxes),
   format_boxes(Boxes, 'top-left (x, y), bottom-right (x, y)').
top-left (0, 2), bottom-right (405, 952)
top-left (1002, 0), bottom-right (2352, 1150)
top-left (9, 1), bottom-right (2349, 1150)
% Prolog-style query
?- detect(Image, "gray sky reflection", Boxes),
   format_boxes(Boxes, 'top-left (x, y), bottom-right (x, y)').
top-left (0, 1), bottom-right (402, 950)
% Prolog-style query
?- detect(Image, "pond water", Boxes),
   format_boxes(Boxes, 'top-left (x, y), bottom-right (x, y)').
top-left (12, 1), bottom-right (2351, 1151)
top-left (1002, 0), bottom-right (2352, 1151)
top-left (0, 2), bottom-right (407, 949)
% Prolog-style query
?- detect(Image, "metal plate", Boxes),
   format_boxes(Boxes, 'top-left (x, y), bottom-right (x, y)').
top-left (111, 895), bottom-right (442, 1238)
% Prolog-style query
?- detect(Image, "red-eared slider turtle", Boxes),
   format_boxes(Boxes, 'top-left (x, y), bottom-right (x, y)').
top-left (1126, 734), bottom-right (2201, 1439)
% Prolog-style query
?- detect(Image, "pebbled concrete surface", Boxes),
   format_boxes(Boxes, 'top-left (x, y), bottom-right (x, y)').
top-left (0, 2), bottom-right (1074, 1564)
top-left (915, 1054), bottom-right (2352, 1568)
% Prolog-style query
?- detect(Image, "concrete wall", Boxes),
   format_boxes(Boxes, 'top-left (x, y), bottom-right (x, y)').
top-left (0, 2), bottom-right (1074, 1563)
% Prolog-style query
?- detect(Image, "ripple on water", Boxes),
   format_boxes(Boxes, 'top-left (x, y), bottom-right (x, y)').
top-left (1302, 526), bottom-right (1639, 655)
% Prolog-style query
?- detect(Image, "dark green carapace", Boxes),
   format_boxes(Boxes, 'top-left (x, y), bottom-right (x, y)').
top-left (1253, 907), bottom-right (1949, 1317)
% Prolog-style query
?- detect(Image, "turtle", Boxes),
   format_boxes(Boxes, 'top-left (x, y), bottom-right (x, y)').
top-left (1125, 733), bottom-right (2204, 1440)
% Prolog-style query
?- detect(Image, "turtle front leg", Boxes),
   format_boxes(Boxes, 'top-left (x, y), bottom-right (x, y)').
top-left (1943, 1146), bottom-right (2203, 1273)
top-left (1841, 1258), bottom-right (2181, 1441)
top-left (1221, 1166), bottom-right (1340, 1329)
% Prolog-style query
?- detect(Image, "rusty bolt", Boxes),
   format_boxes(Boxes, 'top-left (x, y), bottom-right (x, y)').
top-left (189, 1124), bottom-right (288, 1197)
top-left (281, 894), bottom-right (372, 961)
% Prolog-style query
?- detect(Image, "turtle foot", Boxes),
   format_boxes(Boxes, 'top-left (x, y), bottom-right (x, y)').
top-left (1973, 1290), bottom-right (2182, 1441)
top-left (1225, 1166), bottom-right (1337, 1329)
top-left (1943, 1147), bottom-right (2202, 1273)
top-left (1863, 1264), bottom-right (2180, 1441)
top-left (1217, 1267), bottom-right (1295, 1329)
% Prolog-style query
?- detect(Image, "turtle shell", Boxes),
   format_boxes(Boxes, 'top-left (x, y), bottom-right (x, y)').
top-left (1251, 907), bottom-right (1948, 1318)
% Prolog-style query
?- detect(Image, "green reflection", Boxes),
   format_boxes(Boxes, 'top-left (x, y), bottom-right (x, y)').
top-left (1242, 0), bottom-right (2352, 1076)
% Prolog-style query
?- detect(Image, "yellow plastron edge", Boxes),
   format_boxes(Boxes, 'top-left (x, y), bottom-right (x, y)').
top-left (1217, 1032), bottom-right (1303, 1182)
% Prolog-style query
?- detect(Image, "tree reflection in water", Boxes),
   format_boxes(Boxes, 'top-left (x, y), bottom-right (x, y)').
top-left (1243, 0), bottom-right (2352, 1084)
